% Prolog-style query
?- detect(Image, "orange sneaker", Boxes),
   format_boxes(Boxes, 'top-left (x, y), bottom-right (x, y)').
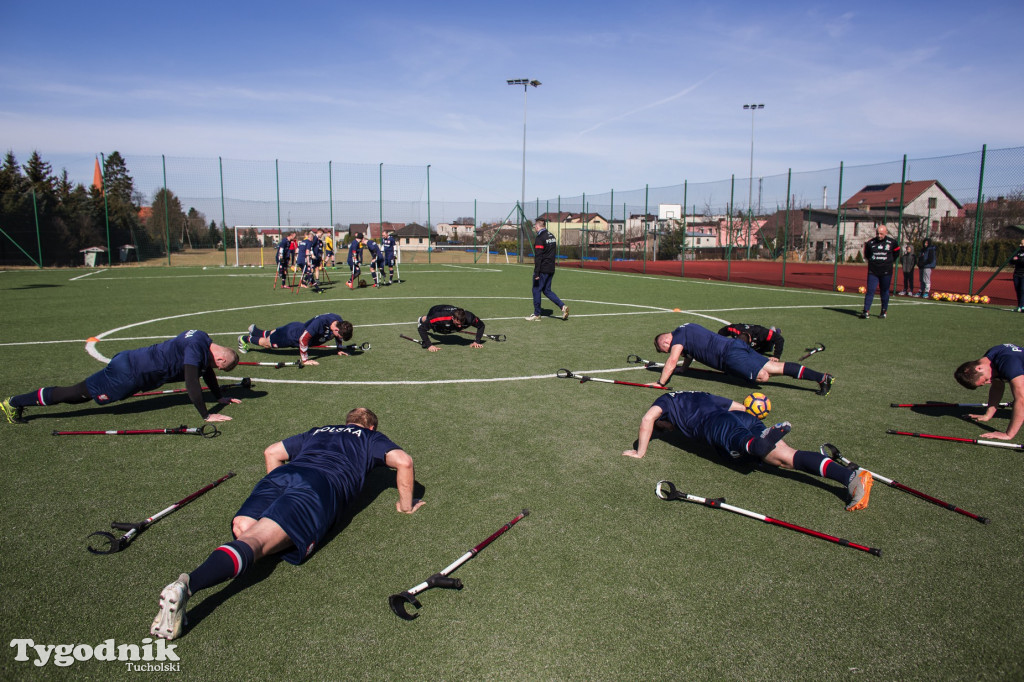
top-left (845, 469), bottom-right (873, 511)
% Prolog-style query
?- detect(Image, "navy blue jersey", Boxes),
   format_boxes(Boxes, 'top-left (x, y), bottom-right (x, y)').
top-left (276, 239), bottom-right (291, 266)
top-left (382, 235), bottom-right (396, 256)
top-left (533, 229), bottom-right (557, 274)
top-left (276, 314), bottom-right (344, 348)
top-left (654, 391), bottom-right (734, 440)
top-left (281, 424), bottom-right (398, 503)
top-left (296, 238), bottom-right (311, 265)
top-left (985, 344), bottom-right (1024, 382)
top-left (311, 235), bottom-right (324, 259)
top-left (347, 239), bottom-right (363, 266)
top-left (366, 240), bottom-right (383, 262)
top-left (88, 330), bottom-right (212, 395)
top-left (864, 236), bottom-right (900, 276)
top-left (671, 323), bottom-right (732, 370)
top-left (654, 391), bottom-right (762, 458)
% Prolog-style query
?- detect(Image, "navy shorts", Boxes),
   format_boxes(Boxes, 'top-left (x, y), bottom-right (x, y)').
top-left (234, 466), bottom-right (341, 565)
top-left (724, 340), bottom-right (769, 383)
top-left (703, 411), bottom-right (763, 460)
top-left (84, 353), bottom-right (141, 405)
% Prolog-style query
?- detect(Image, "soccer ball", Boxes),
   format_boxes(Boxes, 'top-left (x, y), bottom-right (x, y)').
top-left (857, 286), bottom-right (866, 294)
top-left (836, 285), bottom-right (845, 292)
top-left (743, 392), bottom-right (772, 420)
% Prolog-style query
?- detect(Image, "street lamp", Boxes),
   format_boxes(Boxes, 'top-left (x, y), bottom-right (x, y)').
top-left (508, 78), bottom-right (541, 262)
top-left (743, 103), bottom-right (764, 258)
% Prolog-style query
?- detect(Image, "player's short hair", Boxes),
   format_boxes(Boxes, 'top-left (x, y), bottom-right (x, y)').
top-left (654, 333), bottom-right (670, 353)
top-left (356, 232), bottom-right (364, 240)
top-left (213, 346), bottom-right (239, 371)
top-left (954, 361), bottom-right (983, 390)
top-left (346, 407), bottom-right (378, 429)
top-left (451, 309), bottom-right (468, 327)
top-left (337, 321), bottom-right (353, 341)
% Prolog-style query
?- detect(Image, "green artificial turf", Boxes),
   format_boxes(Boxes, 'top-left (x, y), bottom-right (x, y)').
top-left (0, 263), bottom-right (1021, 680)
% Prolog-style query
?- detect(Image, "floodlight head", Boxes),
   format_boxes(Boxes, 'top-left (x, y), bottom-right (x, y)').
top-left (743, 103), bottom-right (765, 110)
top-left (529, 80), bottom-right (541, 87)
top-left (507, 78), bottom-right (541, 88)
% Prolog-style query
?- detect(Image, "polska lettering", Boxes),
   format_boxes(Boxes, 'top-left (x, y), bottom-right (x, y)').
top-left (311, 426), bottom-right (363, 437)
top-left (10, 638), bottom-right (179, 667)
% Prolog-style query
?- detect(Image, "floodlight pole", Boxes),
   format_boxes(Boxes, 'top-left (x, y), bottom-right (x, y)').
top-left (508, 78), bottom-right (541, 264)
top-left (743, 103), bottom-right (764, 259)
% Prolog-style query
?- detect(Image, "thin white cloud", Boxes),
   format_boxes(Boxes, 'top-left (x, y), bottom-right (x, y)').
top-left (576, 73), bottom-right (718, 137)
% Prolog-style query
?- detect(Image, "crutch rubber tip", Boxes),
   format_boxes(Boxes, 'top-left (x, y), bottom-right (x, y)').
top-left (241, 378), bottom-right (252, 388)
top-left (521, 508), bottom-right (530, 517)
top-left (51, 430), bottom-right (59, 436)
top-left (869, 548), bottom-right (882, 557)
top-left (979, 516), bottom-right (991, 525)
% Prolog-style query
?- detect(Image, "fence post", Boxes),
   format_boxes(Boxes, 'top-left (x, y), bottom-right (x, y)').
top-left (969, 145), bottom-right (987, 293)
top-left (162, 155), bottom-right (171, 266)
top-left (427, 164), bottom-right (431, 264)
top-left (682, 180), bottom-right (687, 278)
top-left (582, 192), bottom-right (586, 264)
top-left (609, 189), bottom-right (614, 268)
top-left (99, 153), bottom-right (112, 265)
top-left (31, 189), bottom-right (42, 268)
top-left (643, 184), bottom-right (648, 274)
top-left (782, 169), bottom-right (791, 287)
top-left (219, 157), bottom-right (227, 267)
top-left (727, 175), bottom-right (734, 282)
top-left (832, 162), bottom-right (844, 289)
top-left (274, 159), bottom-right (281, 229)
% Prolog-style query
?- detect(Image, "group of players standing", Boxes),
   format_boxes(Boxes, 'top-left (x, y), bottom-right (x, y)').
top-left (273, 229), bottom-right (398, 292)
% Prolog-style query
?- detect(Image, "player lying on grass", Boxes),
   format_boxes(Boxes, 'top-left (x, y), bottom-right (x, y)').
top-left (652, 323), bottom-right (833, 395)
top-left (622, 390), bottom-right (872, 511)
top-left (954, 343), bottom-right (1024, 440)
top-left (1, 330), bottom-right (239, 424)
top-left (238, 313), bottom-right (353, 366)
top-left (717, 323), bottom-right (785, 359)
top-left (417, 304), bottom-right (486, 352)
top-left (150, 407), bottom-right (424, 641)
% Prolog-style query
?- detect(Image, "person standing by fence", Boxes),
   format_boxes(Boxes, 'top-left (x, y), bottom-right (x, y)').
top-left (898, 243), bottom-right (916, 296)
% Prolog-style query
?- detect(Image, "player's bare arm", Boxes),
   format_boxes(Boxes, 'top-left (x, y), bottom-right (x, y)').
top-left (623, 405), bottom-right (664, 458)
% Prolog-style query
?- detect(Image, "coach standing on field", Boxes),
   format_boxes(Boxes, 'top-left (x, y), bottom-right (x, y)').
top-left (526, 220), bottom-right (568, 321)
top-left (861, 225), bottom-right (900, 319)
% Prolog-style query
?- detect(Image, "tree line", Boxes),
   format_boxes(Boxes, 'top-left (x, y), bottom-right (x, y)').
top-left (0, 150), bottom-right (222, 266)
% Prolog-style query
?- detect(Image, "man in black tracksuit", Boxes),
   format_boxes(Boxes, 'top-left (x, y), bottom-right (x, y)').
top-left (526, 221), bottom-right (568, 321)
top-left (417, 304), bottom-right (485, 352)
top-left (861, 225), bottom-right (900, 319)
top-left (717, 323), bottom-right (785, 359)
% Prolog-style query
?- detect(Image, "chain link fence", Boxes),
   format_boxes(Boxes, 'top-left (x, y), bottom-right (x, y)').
top-left (2, 146), bottom-right (1022, 301)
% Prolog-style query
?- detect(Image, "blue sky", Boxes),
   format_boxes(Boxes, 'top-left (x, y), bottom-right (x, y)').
top-left (3, 0), bottom-right (1023, 210)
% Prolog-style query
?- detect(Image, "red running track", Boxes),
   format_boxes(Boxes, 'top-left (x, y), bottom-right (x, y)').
top-left (563, 259), bottom-right (1016, 306)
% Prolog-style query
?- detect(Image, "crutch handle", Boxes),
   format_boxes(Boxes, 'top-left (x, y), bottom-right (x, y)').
top-left (427, 574), bottom-right (463, 590)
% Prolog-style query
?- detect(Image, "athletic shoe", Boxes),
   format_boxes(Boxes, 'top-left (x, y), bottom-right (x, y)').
top-left (561, 305), bottom-right (570, 320)
top-left (1, 397), bottom-right (26, 424)
top-left (760, 421), bottom-right (792, 446)
top-left (525, 314), bottom-right (542, 321)
top-left (859, 311), bottom-right (869, 319)
top-left (237, 335), bottom-right (248, 354)
top-left (845, 469), bottom-right (873, 512)
top-left (879, 311), bottom-right (887, 319)
top-left (150, 573), bottom-right (191, 640)
top-left (816, 374), bottom-right (834, 396)
top-left (346, 280), bottom-right (353, 289)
